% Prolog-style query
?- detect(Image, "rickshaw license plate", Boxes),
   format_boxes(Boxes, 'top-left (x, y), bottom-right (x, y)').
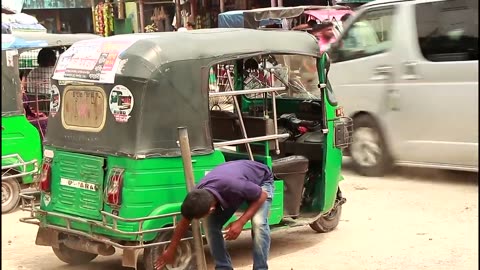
top-left (60, 178), bottom-right (98, 192)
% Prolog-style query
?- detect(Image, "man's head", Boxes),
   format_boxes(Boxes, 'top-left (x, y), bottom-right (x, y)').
top-left (311, 21), bottom-right (335, 40)
top-left (181, 189), bottom-right (216, 220)
top-left (37, 48), bottom-right (57, 67)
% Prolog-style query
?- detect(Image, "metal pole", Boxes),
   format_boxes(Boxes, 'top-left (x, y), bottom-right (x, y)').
top-left (226, 68), bottom-right (254, 161)
top-left (178, 127), bottom-right (208, 270)
top-left (139, 0), bottom-right (145, 33)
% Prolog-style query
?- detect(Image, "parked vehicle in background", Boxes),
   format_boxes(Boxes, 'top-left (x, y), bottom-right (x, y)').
top-left (1, 33), bottom-right (99, 213)
top-left (328, 0), bottom-right (478, 176)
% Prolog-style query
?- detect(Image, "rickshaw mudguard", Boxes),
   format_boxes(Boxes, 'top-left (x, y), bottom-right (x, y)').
top-left (141, 203), bottom-right (183, 241)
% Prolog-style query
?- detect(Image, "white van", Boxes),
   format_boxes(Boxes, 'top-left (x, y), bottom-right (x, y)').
top-left (328, 0), bottom-right (478, 176)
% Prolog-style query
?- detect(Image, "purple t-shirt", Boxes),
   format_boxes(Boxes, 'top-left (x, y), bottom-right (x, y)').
top-left (197, 160), bottom-right (273, 209)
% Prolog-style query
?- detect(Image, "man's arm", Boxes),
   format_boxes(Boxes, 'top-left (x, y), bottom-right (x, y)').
top-left (224, 190), bottom-right (268, 240)
top-left (155, 218), bottom-right (191, 269)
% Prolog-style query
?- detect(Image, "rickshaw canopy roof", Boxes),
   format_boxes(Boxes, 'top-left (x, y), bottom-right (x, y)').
top-left (46, 29), bottom-right (322, 158)
top-left (129, 28), bottom-right (321, 62)
top-left (53, 28), bottom-right (321, 84)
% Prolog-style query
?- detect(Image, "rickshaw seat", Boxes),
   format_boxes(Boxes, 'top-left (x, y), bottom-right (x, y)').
top-left (272, 155), bottom-right (309, 217)
top-left (210, 110), bottom-right (241, 140)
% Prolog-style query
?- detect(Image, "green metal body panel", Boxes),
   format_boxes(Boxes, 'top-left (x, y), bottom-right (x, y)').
top-left (40, 148), bottom-right (285, 242)
top-left (1, 115), bottom-right (42, 183)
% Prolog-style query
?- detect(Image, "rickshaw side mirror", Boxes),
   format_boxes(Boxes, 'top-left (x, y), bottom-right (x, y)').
top-left (325, 53), bottom-right (331, 74)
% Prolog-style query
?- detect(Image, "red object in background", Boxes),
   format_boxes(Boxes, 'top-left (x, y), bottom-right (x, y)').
top-left (298, 126), bottom-right (308, 134)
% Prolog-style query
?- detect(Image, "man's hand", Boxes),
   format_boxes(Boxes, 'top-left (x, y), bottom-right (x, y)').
top-left (155, 250), bottom-right (175, 270)
top-left (224, 220), bottom-right (244, 240)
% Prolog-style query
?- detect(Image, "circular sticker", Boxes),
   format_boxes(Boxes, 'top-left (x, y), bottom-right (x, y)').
top-left (49, 85), bottom-right (61, 117)
top-left (109, 85), bottom-right (134, 123)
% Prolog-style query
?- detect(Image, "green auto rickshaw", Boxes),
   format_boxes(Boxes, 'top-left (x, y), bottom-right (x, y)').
top-left (1, 33), bottom-right (99, 213)
top-left (20, 29), bottom-right (352, 270)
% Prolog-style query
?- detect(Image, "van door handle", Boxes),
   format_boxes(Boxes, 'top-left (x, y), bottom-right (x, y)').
top-left (371, 66), bottom-right (392, 81)
top-left (402, 61), bottom-right (420, 80)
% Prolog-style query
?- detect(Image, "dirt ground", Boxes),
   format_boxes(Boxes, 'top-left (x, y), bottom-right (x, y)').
top-left (2, 165), bottom-right (478, 270)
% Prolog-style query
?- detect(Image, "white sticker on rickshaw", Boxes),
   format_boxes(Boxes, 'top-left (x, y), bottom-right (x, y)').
top-left (43, 194), bottom-right (51, 206)
top-left (108, 85), bottom-right (134, 123)
top-left (60, 178), bottom-right (98, 192)
top-left (50, 85), bottom-right (61, 117)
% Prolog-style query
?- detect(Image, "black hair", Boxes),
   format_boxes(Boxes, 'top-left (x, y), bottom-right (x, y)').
top-left (312, 21), bottom-right (334, 32)
top-left (307, 20), bottom-right (317, 28)
top-left (340, 13), bottom-right (352, 22)
top-left (19, 70), bottom-right (28, 80)
top-left (181, 189), bottom-right (215, 220)
top-left (37, 48), bottom-right (57, 67)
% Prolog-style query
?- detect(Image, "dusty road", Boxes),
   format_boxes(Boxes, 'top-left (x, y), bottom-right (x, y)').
top-left (2, 166), bottom-right (478, 270)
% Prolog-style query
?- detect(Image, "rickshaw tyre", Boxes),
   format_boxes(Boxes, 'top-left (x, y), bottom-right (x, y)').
top-left (309, 204), bottom-right (342, 233)
top-left (144, 230), bottom-right (196, 270)
top-left (2, 176), bottom-right (21, 214)
top-left (350, 115), bottom-right (393, 177)
top-left (52, 244), bottom-right (98, 265)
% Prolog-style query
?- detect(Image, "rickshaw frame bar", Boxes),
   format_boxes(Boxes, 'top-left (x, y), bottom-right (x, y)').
top-left (208, 87), bottom-right (286, 97)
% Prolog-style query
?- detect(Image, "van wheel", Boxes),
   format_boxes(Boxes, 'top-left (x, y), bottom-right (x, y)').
top-left (52, 244), bottom-right (98, 265)
top-left (309, 203), bottom-right (342, 233)
top-left (144, 230), bottom-right (196, 270)
top-left (350, 115), bottom-right (392, 177)
top-left (2, 176), bottom-right (21, 213)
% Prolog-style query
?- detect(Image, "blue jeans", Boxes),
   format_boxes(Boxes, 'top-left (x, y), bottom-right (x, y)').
top-left (205, 182), bottom-right (274, 270)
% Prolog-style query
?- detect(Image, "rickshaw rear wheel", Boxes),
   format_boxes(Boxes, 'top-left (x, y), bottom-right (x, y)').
top-left (52, 243), bottom-right (98, 265)
top-left (309, 204), bottom-right (342, 233)
top-left (144, 230), bottom-right (196, 270)
top-left (2, 174), bottom-right (21, 213)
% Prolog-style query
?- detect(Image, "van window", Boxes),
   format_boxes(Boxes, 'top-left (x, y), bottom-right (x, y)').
top-left (61, 86), bottom-right (107, 132)
top-left (415, 0), bottom-right (478, 62)
top-left (333, 7), bottom-right (395, 62)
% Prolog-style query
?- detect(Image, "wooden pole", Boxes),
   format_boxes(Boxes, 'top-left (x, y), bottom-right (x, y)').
top-left (270, 0), bottom-right (276, 7)
top-left (175, 0), bottom-right (181, 28)
top-left (277, 0), bottom-right (283, 7)
top-left (139, 0), bottom-right (145, 32)
top-left (178, 127), bottom-right (208, 270)
top-left (91, 0), bottom-right (96, 34)
top-left (220, 0), bottom-right (225, 13)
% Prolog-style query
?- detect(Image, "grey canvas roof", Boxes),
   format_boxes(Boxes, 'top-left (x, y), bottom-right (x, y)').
top-left (119, 28), bottom-right (321, 65)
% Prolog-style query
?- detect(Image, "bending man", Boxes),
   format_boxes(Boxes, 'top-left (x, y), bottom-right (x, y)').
top-left (156, 160), bottom-right (274, 270)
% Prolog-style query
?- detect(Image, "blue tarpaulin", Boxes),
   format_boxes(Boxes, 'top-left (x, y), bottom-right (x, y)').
top-left (1, 34), bottom-right (48, 50)
top-left (218, 10), bottom-right (281, 28)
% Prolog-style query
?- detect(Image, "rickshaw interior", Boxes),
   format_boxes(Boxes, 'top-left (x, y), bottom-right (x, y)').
top-left (209, 52), bottom-right (330, 217)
